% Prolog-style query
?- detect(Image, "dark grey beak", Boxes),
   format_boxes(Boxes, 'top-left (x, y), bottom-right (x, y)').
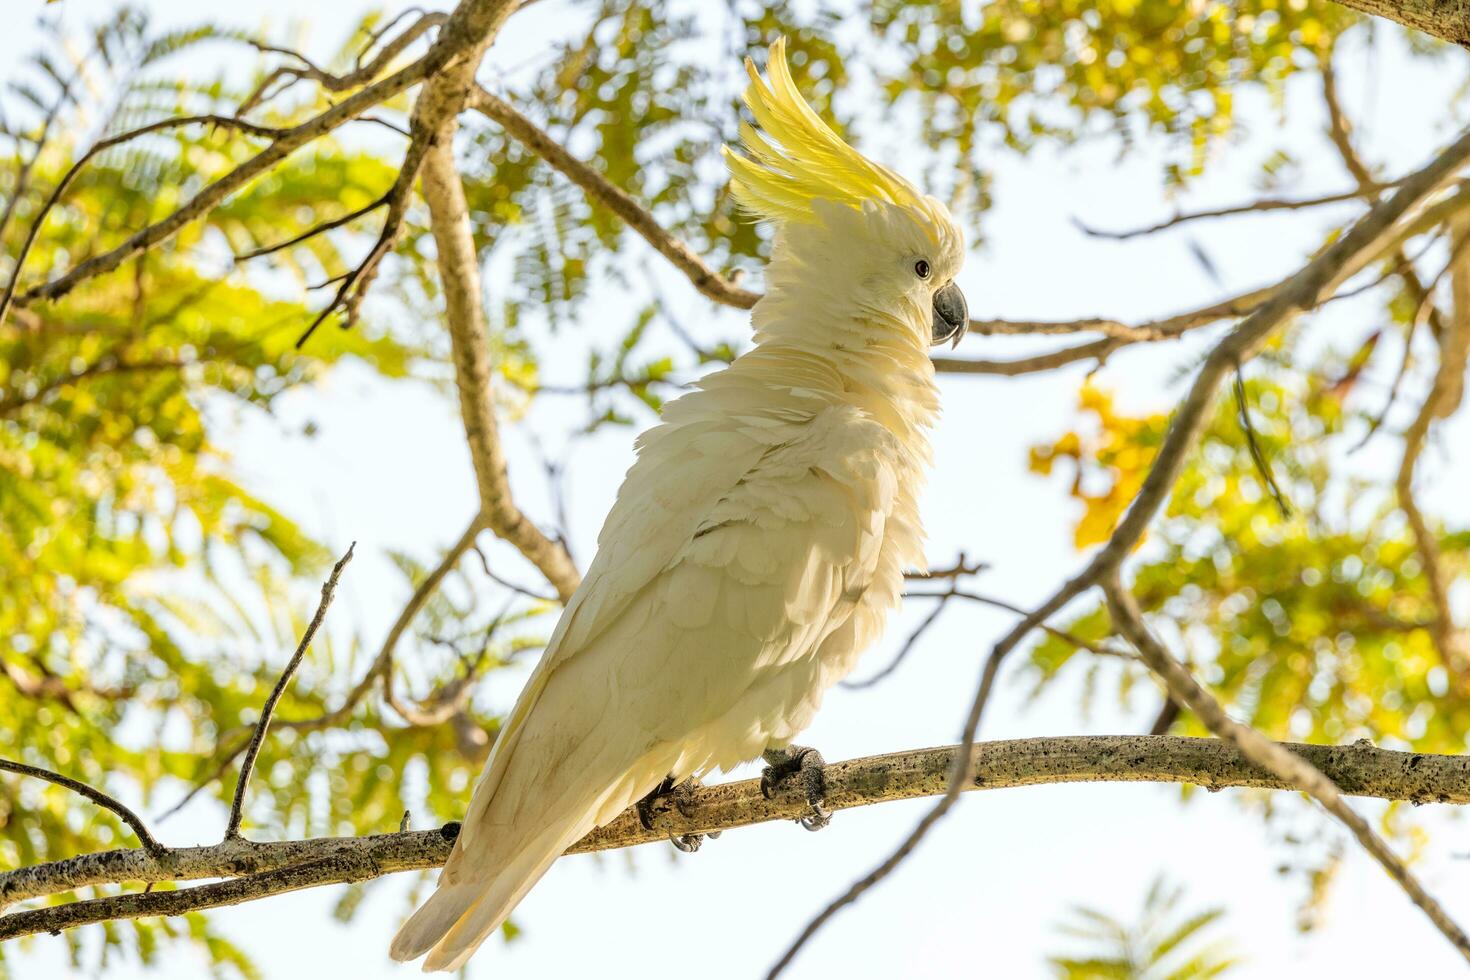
top-left (931, 280), bottom-right (968, 348)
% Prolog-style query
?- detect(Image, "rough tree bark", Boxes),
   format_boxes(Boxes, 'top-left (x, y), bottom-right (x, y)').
top-left (5, 736), bottom-right (1470, 940)
top-left (1332, 0), bottom-right (1470, 47)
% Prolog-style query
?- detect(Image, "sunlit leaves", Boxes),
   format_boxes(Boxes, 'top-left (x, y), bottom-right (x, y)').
top-left (1028, 360), bottom-right (1470, 752)
top-left (1048, 877), bottom-right (1240, 980)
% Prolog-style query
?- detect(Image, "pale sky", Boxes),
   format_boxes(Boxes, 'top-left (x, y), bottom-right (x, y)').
top-left (6, 1), bottom-right (1470, 978)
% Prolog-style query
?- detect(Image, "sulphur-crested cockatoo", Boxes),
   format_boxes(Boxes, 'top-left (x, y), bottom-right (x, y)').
top-left (390, 37), bottom-right (967, 971)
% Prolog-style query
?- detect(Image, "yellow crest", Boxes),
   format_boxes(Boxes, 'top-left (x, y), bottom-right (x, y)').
top-left (724, 38), bottom-right (925, 225)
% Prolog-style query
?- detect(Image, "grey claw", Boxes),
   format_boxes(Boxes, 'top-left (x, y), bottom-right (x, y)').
top-left (636, 775), bottom-right (715, 854)
top-left (760, 745), bottom-right (831, 832)
top-left (800, 803), bottom-right (831, 832)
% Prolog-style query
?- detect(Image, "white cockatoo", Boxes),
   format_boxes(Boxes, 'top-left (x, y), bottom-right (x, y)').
top-left (390, 37), bottom-right (968, 972)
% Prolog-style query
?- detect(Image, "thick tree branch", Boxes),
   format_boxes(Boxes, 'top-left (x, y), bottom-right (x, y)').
top-left (1102, 576), bottom-right (1470, 964)
top-left (421, 131), bottom-right (581, 601)
top-left (1329, 0), bottom-right (1470, 47)
top-left (7, 736), bottom-right (1470, 939)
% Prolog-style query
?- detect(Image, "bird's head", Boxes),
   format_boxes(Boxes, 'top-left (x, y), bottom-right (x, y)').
top-left (724, 38), bottom-right (968, 351)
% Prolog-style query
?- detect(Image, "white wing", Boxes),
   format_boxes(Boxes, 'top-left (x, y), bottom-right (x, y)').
top-left (394, 383), bottom-right (909, 971)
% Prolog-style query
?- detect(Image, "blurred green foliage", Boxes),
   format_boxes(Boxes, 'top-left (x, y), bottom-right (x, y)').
top-left (1048, 877), bottom-right (1240, 979)
top-left (1027, 362), bottom-right (1470, 750)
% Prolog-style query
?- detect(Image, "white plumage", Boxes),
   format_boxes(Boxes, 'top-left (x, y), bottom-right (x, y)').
top-left (390, 37), bottom-right (967, 972)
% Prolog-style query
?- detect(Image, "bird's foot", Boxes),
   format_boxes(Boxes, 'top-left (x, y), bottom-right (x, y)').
top-left (636, 775), bottom-right (716, 853)
top-left (761, 745), bottom-right (831, 831)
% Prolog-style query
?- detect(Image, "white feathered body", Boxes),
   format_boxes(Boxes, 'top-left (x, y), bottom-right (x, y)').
top-left (391, 39), bottom-right (965, 972)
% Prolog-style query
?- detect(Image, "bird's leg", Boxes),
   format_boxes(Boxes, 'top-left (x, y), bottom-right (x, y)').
top-left (635, 775), bottom-right (716, 853)
top-left (760, 745), bottom-right (831, 831)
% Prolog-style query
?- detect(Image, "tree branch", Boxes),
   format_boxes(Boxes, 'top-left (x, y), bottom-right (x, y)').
top-left (1102, 575), bottom-right (1470, 965)
top-left (7, 736), bottom-right (1470, 939)
top-left (421, 129), bottom-right (580, 601)
top-left (469, 86), bottom-right (761, 310)
top-left (225, 544), bottom-right (354, 839)
top-left (237, 12), bottom-right (447, 116)
top-left (0, 760), bottom-right (162, 857)
top-left (1329, 0), bottom-right (1470, 47)
top-left (10, 0), bottom-right (519, 315)
top-left (1395, 208), bottom-right (1470, 676)
top-left (770, 124), bottom-right (1470, 977)
top-left (1075, 188), bottom-right (1375, 241)
top-left (0, 114), bottom-right (284, 327)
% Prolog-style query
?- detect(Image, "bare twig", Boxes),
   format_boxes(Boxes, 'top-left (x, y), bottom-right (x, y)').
top-left (248, 513), bottom-right (488, 740)
top-left (237, 12), bottom-right (447, 116)
top-left (235, 191), bottom-right (393, 262)
top-left (0, 759), bottom-right (163, 856)
top-left (295, 137), bottom-right (428, 347)
top-left (1076, 187), bottom-right (1376, 241)
top-left (469, 86), bottom-right (760, 310)
top-left (904, 554), bottom-right (988, 581)
top-left (1395, 210), bottom-right (1470, 677)
top-left (13, 0), bottom-right (519, 315)
top-left (1102, 575), bottom-right (1470, 965)
top-left (842, 591), bottom-right (954, 689)
top-left (770, 125), bottom-right (1470, 978)
top-left (9, 736), bottom-right (1470, 936)
top-left (224, 544), bottom-right (355, 840)
top-left (0, 114), bottom-right (283, 327)
top-left (473, 543), bottom-right (558, 603)
top-left (844, 580), bottom-right (1133, 691)
top-left (1232, 368), bottom-right (1293, 518)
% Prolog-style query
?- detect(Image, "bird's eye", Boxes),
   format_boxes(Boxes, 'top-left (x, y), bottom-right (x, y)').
top-left (914, 259), bottom-right (931, 280)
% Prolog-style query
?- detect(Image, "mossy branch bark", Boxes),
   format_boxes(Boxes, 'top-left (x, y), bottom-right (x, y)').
top-left (4, 735), bottom-right (1470, 940)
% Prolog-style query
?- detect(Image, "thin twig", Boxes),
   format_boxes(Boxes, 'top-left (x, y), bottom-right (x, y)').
top-left (235, 191), bottom-right (392, 261)
top-left (1075, 187), bottom-right (1377, 241)
top-left (0, 114), bottom-right (283, 328)
top-left (0, 759), bottom-right (164, 856)
top-left (237, 12), bottom-right (447, 116)
top-left (1232, 368), bottom-right (1292, 518)
top-left (1102, 575), bottom-right (1470, 965)
top-left (295, 137), bottom-right (429, 347)
top-left (224, 543), bottom-right (355, 840)
top-left (469, 86), bottom-right (761, 310)
top-left (903, 554), bottom-right (988, 581)
top-left (842, 591), bottom-right (954, 689)
top-left (473, 543), bottom-right (558, 603)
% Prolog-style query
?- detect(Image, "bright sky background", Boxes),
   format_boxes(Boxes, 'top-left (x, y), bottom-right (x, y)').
top-left (6, 1), bottom-right (1470, 977)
